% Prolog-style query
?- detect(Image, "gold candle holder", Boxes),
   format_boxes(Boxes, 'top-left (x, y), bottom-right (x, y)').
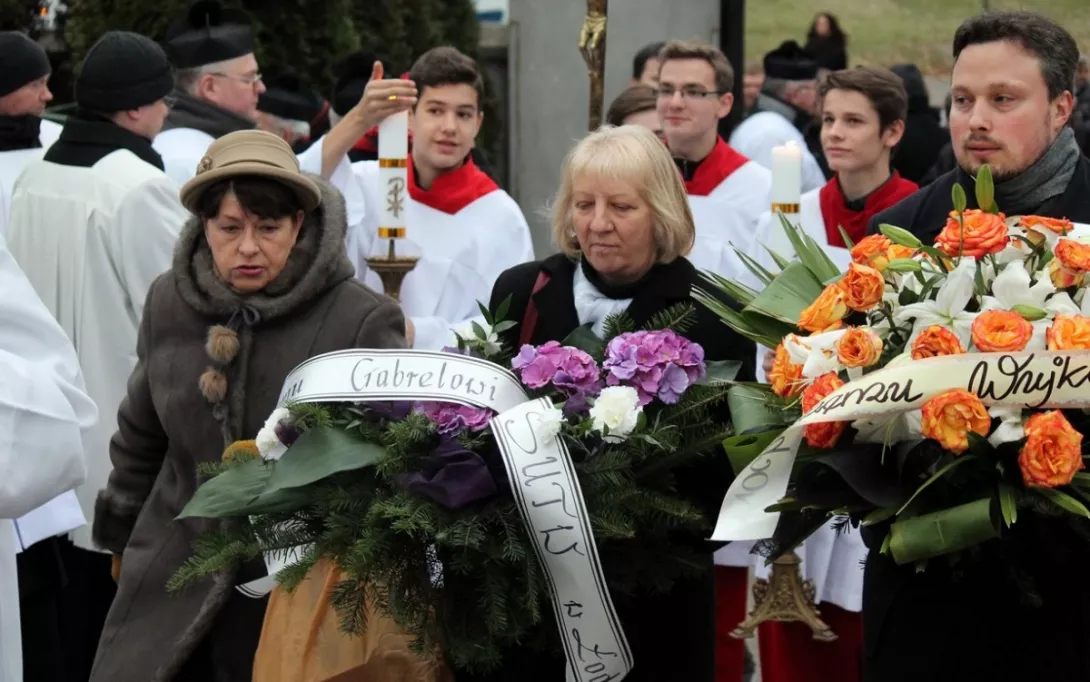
top-left (730, 551), bottom-right (837, 642)
top-left (365, 238), bottom-right (419, 302)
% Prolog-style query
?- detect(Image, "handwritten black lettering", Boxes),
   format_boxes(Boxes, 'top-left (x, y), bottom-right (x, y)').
top-left (540, 525), bottom-right (586, 556)
top-left (736, 451), bottom-right (777, 502)
top-left (1058, 355), bottom-right (1090, 394)
top-left (571, 628), bottom-right (619, 662)
top-left (564, 601), bottom-right (584, 618)
top-left (531, 482), bottom-right (580, 519)
top-left (810, 378), bottom-right (923, 415)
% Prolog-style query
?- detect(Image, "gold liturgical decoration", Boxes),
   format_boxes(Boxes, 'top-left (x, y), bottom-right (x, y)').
top-left (578, 0), bottom-right (608, 131)
top-left (365, 237), bottom-right (418, 303)
top-left (731, 553), bottom-right (837, 643)
top-left (368, 108), bottom-right (418, 302)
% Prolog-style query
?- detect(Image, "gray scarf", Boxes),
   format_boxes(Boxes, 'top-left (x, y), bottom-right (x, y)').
top-left (991, 126), bottom-right (1080, 215)
top-left (161, 90), bottom-right (255, 140)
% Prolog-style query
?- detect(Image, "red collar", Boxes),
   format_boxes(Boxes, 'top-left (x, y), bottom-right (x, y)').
top-left (679, 137), bottom-right (751, 196)
top-left (408, 154), bottom-right (499, 214)
top-left (818, 172), bottom-right (918, 247)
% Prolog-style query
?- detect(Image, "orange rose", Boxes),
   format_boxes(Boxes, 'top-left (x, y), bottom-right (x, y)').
top-left (851, 235), bottom-right (893, 270)
top-left (838, 262), bottom-right (885, 312)
top-left (887, 244), bottom-right (916, 261)
top-left (934, 209), bottom-right (1009, 259)
top-left (1018, 410), bottom-right (1085, 488)
top-left (837, 327), bottom-right (884, 368)
top-left (1021, 215), bottom-right (1073, 235)
top-left (911, 325), bottom-right (966, 359)
top-left (971, 310), bottom-right (1033, 353)
top-left (1049, 257), bottom-right (1085, 289)
top-left (1046, 314), bottom-right (1090, 351)
top-left (798, 285), bottom-right (849, 333)
top-left (768, 342), bottom-right (805, 398)
top-left (802, 372), bottom-right (847, 449)
top-left (1055, 239), bottom-right (1090, 272)
top-left (920, 389), bottom-right (991, 454)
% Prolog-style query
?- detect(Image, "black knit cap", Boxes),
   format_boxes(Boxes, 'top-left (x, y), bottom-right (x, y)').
top-left (76, 31), bottom-right (174, 113)
top-left (331, 51), bottom-right (384, 117)
top-left (258, 72), bottom-right (324, 122)
top-left (163, 0), bottom-right (254, 69)
top-left (0, 32), bottom-right (51, 98)
top-left (763, 40), bottom-right (820, 81)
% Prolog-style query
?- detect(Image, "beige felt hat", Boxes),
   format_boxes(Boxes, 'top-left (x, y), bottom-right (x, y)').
top-left (179, 129), bottom-right (322, 214)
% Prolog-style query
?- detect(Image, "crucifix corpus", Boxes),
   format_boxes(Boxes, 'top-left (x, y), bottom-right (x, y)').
top-left (578, 0), bottom-right (608, 131)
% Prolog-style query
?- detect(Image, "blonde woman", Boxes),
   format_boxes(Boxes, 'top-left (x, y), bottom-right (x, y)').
top-left (470, 124), bottom-right (756, 682)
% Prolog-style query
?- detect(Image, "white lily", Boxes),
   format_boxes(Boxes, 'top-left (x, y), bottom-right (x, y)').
top-left (784, 329), bottom-right (847, 379)
top-left (894, 257), bottom-right (979, 347)
top-left (988, 406), bottom-right (1025, 447)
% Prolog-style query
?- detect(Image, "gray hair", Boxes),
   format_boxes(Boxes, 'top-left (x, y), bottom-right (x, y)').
top-left (174, 59), bottom-right (234, 96)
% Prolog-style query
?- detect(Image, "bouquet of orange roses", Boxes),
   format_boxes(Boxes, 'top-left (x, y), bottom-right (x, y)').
top-left (696, 165), bottom-right (1090, 568)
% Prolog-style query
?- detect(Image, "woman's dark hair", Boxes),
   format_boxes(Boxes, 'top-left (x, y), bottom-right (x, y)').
top-left (196, 176), bottom-right (305, 221)
top-left (807, 12), bottom-right (846, 44)
top-left (606, 85), bottom-right (657, 127)
top-left (953, 11), bottom-right (1078, 101)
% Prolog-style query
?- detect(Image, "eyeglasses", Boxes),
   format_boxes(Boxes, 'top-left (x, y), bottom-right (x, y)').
top-left (656, 86), bottom-right (723, 101)
top-left (210, 72), bottom-right (264, 86)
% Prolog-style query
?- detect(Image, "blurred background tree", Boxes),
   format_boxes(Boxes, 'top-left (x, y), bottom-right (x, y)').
top-left (0, 0), bottom-right (42, 32)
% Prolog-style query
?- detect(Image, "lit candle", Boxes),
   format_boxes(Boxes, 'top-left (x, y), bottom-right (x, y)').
top-left (768, 140), bottom-right (803, 254)
top-left (377, 110), bottom-right (409, 240)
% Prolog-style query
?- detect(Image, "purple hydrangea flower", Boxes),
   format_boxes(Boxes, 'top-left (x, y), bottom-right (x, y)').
top-left (416, 402), bottom-right (495, 435)
top-left (603, 330), bottom-right (707, 405)
top-left (511, 342), bottom-right (602, 395)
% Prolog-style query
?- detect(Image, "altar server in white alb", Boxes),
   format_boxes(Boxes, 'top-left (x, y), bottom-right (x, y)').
top-left (655, 41), bottom-right (771, 279)
top-left (155, 0), bottom-right (262, 186)
top-left (0, 233), bottom-right (96, 682)
top-left (5, 31), bottom-right (187, 672)
top-left (303, 46), bottom-right (533, 350)
top-left (0, 32), bottom-right (61, 237)
top-left (748, 67), bottom-right (918, 682)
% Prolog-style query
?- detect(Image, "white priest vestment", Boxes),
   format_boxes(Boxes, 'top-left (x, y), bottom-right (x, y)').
top-left (682, 137), bottom-right (771, 283)
top-left (153, 126), bottom-right (215, 187)
top-left (729, 111), bottom-right (826, 194)
top-left (300, 142), bottom-right (534, 350)
top-left (0, 118), bottom-right (60, 237)
top-left (0, 232), bottom-right (96, 682)
top-left (6, 151), bottom-right (187, 551)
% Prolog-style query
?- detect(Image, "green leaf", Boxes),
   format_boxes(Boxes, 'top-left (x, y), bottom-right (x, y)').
top-left (778, 213), bottom-right (840, 283)
top-left (862, 506), bottom-right (898, 527)
top-left (477, 301), bottom-right (494, 326)
top-left (722, 429), bottom-right (784, 476)
top-left (745, 261), bottom-right (825, 324)
top-left (178, 459), bottom-right (311, 519)
top-left (703, 270), bottom-right (760, 307)
top-left (732, 249), bottom-right (776, 287)
top-left (727, 385), bottom-right (788, 434)
top-left (916, 245), bottom-right (951, 272)
top-left (262, 427), bottom-right (383, 496)
top-left (897, 455), bottom-right (976, 515)
top-left (471, 321), bottom-right (488, 340)
top-left (1012, 304), bottom-right (1048, 322)
top-left (837, 225), bottom-right (856, 250)
top-left (700, 360), bottom-right (743, 385)
top-left (1035, 487), bottom-right (1090, 518)
top-left (879, 224), bottom-right (923, 249)
top-left (975, 164), bottom-right (995, 214)
top-left (886, 258), bottom-right (923, 273)
top-left (888, 497), bottom-right (999, 565)
top-left (560, 323), bottom-right (604, 357)
top-left (998, 482), bottom-right (1018, 529)
top-left (764, 245), bottom-right (792, 271)
top-left (951, 183), bottom-right (968, 215)
top-left (693, 286), bottom-right (787, 349)
top-left (493, 320), bottom-right (517, 333)
top-left (494, 294), bottom-right (512, 324)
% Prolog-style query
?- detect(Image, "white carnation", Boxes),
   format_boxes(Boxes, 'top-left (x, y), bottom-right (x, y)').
top-left (256, 406), bottom-right (292, 461)
top-left (534, 405), bottom-right (566, 441)
top-left (589, 386), bottom-right (642, 442)
top-left (455, 319), bottom-right (502, 355)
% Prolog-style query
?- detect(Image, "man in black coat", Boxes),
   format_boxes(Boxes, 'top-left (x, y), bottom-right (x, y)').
top-left (864, 12), bottom-right (1090, 682)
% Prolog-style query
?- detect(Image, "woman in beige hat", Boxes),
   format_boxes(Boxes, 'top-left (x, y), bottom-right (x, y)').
top-left (90, 130), bottom-right (408, 682)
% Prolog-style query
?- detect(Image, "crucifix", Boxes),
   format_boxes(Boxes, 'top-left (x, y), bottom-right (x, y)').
top-left (578, 0), bottom-right (608, 131)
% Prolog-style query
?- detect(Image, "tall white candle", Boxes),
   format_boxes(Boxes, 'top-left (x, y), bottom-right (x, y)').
top-left (767, 140), bottom-right (803, 255)
top-left (377, 110), bottom-right (409, 239)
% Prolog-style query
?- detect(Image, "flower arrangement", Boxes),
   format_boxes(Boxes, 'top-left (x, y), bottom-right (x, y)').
top-left (696, 165), bottom-right (1090, 570)
top-left (169, 302), bottom-right (740, 672)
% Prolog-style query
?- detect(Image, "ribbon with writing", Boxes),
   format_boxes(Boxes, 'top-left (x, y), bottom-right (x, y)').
top-left (245, 350), bottom-right (633, 681)
top-left (714, 350), bottom-right (1090, 542)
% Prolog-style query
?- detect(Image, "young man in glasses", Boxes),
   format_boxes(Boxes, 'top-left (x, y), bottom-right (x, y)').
top-left (656, 41), bottom-right (771, 282)
top-left (154, 0), bottom-right (266, 186)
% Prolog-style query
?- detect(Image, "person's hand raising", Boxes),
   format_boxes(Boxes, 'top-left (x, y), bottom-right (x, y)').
top-left (353, 61), bottom-right (418, 131)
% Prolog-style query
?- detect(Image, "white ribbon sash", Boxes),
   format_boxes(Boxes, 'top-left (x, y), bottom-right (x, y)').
top-left (713, 350), bottom-right (1090, 541)
top-left (242, 350), bottom-right (632, 681)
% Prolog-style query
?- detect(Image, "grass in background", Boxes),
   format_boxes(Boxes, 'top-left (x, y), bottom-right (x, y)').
top-left (745, 0), bottom-right (1090, 74)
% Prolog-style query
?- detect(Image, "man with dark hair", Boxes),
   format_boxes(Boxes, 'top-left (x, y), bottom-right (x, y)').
top-left (864, 12), bottom-right (1090, 682)
top-left (303, 46), bottom-right (532, 350)
top-left (631, 40), bottom-right (665, 87)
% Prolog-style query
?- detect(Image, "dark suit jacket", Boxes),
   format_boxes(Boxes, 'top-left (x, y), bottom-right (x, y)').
top-left (861, 159), bottom-right (1090, 682)
top-left (457, 253), bottom-right (755, 682)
